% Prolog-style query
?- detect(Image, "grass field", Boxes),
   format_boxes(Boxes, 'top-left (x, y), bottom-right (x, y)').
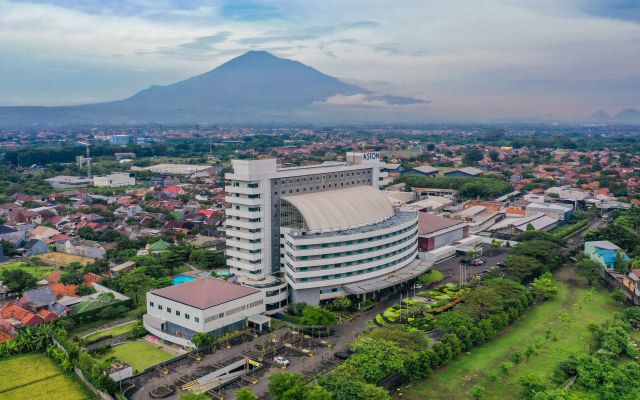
top-left (83, 321), bottom-right (136, 341)
top-left (0, 353), bottom-right (97, 400)
top-left (0, 262), bottom-right (57, 280)
top-left (37, 253), bottom-right (94, 266)
top-left (399, 266), bottom-right (624, 400)
top-left (95, 341), bottom-right (173, 372)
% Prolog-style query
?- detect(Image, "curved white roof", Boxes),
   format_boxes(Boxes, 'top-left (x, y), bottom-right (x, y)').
top-left (284, 186), bottom-right (394, 233)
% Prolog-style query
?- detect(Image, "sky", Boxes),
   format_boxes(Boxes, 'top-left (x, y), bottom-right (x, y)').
top-left (1, 0), bottom-right (640, 119)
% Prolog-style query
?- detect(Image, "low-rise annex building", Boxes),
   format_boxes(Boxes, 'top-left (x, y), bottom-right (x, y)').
top-left (143, 277), bottom-right (267, 348)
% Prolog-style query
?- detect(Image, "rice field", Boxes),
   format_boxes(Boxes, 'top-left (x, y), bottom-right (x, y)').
top-left (0, 353), bottom-right (97, 400)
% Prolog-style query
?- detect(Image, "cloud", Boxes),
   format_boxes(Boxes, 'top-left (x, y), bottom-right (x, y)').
top-left (237, 21), bottom-right (379, 45)
top-left (135, 31), bottom-right (234, 59)
top-left (314, 94), bottom-right (428, 108)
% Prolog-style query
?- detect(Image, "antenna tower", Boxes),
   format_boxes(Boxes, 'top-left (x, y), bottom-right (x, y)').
top-left (86, 143), bottom-right (91, 178)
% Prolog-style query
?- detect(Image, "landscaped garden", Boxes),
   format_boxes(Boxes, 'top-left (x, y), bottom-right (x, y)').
top-left (83, 321), bottom-right (137, 342)
top-left (94, 341), bottom-right (173, 372)
top-left (0, 353), bottom-right (98, 400)
top-left (374, 283), bottom-right (469, 330)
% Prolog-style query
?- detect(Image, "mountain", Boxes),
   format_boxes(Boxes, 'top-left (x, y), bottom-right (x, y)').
top-left (613, 108), bottom-right (640, 122)
top-left (0, 51), bottom-right (428, 125)
top-left (589, 111), bottom-right (611, 120)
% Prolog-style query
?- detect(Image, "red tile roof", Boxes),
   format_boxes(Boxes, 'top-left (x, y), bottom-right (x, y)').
top-left (0, 330), bottom-right (14, 344)
top-left (49, 283), bottom-right (79, 299)
top-left (83, 273), bottom-right (102, 286)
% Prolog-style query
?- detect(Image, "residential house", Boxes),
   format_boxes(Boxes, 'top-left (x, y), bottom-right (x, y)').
top-left (84, 273), bottom-right (102, 286)
top-left (150, 176), bottom-right (179, 187)
top-left (148, 240), bottom-right (171, 254)
top-left (28, 226), bottom-right (60, 241)
top-left (16, 239), bottom-right (50, 257)
top-left (107, 261), bottom-right (136, 277)
top-left (584, 241), bottom-right (630, 269)
top-left (0, 225), bottom-right (25, 246)
top-left (623, 269), bottom-right (640, 297)
top-left (17, 287), bottom-right (67, 316)
top-left (61, 239), bottom-right (108, 259)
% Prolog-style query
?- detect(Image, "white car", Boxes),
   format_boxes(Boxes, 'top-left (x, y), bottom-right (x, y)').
top-left (274, 356), bottom-right (290, 366)
top-left (414, 284), bottom-right (423, 289)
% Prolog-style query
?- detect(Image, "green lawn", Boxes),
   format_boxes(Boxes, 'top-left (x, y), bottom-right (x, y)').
top-left (418, 269), bottom-right (445, 284)
top-left (0, 262), bottom-right (57, 280)
top-left (83, 321), bottom-right (136, 341)
top-left (95, 341), bottom-right (173, 372)
top-left (401, 267), bottom-right (624, 400)
top-left (0, 353), bottom-right (97, 400)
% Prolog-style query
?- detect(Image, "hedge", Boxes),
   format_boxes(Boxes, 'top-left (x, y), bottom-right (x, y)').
top-left (552, 219), bottom-right (590, 239)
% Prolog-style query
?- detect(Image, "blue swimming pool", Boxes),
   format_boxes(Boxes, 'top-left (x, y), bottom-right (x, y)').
top-left (198, 270), bottom-right (231, 277)
top-left (172, 275), bottom-right (196, 285)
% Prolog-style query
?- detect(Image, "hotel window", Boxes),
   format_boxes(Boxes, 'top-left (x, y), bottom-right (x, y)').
top-left (346, 272), bottom-right (353, 276)
top-left (185, 314), bottom-right (190, 319)
top-left (167, 308), bottom-right (171, 313)
top-left (205, 313), bottom-right (223, 323)
top-left (300, 267), bottom-right (308, 271)
top-left (249, 300), bottom-right (263, 308)
top-left (158, 305), bottom-right (162, 310)
top-left (150, 302), bottom-right (154, 307)
top-left (357, 270), bottom-right (364, 274)
top-left (334, 274), bottom-right (342, 278)
top-left (322, 275), bottom-right (329, 280)
top-left (176, 310), bottom-right (180, 316)
top-left (233, 182), bottom-right (239, 187)
top-left (301, 278), bottom-right (308, 282)
top-left (321, 265), bottom-right (329, 269)
top-left (195, 317), bottom-right (200, 322)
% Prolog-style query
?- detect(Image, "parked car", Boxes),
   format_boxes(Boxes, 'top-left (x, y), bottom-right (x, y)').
top-left (274, 356), bottom-right (290, 366)
top-left (496, 262), bottom-right (506, 268)
top-left (481, 270), bottom-right (491, 274)
top-left (334, 352), bottom-right (351, 360)
top-left (414, 284), bottom-right (423, 289)
top-left (345, 347), bottom-right (357, 354)
top-left (471, 260), bottom-right (484, 266)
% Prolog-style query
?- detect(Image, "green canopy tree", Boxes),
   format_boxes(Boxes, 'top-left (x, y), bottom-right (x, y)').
top-left (573, 258), bottom-right (604, 286)
top-left (120, 272), bottom-right (155, 304)
top-left (1, 269), bottom-right (37, 293)
top-left (299, 305), bottom-right (338, 326)
top-left (346, 338), bottom-right (406, 383)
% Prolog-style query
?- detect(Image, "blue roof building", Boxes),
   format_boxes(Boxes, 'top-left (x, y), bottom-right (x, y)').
top-left (585, 240), bottom-right (630, 269)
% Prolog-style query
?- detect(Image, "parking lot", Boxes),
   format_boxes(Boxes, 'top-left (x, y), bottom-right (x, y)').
top-left (431, 244), bottom-right (510, 286)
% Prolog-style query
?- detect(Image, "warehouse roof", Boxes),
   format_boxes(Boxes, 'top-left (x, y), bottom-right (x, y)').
top-left (418, 212), bottom-right (465, 235)
top-left (283, 186), bottom-right (394, 233)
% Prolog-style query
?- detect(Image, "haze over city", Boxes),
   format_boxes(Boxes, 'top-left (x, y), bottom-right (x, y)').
top-left (2, 0), bottom-right (640, 120)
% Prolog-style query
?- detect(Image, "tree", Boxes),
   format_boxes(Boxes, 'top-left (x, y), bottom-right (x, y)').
top-left (305, 385), bottom-right (332, 400)
top-left (330, 296), bottom-right (351, 312)
top-left (267, 372), bottom-right (303, 397)
top-left (434, 311), bottom-right (474, 331)
top-left (519, 373), bottom-right (546, 400)
top-left (573, 258), bottom-right (604, 286)
top-left (76, 226), bottom-right (97, 240)
top-left (457, 287), bottom-right (504, 320)
top-left (61, 271), bottom-right (84, 286)
top-left (75, 285), bottom-right (96, 296)
top-left (347, 338), bottom-right (406, 383)
top-left (526, 223), bottom-right (535, 231)
top-left (190, 332), bottom-right (212, 349)
top-left (524, 345), bottom-right (536, 361)
top-left (120, 272), bottom-right (155, 304)
top-left (510, 351), bottom-right (523, 365)
top-left (505, 255), bottom-right (540, 282)
top-left (1, 240), bottom-right (17, 256)
top-left (300, 305), bottom-right (337, 326)
top-left (234, 388), bottom-right (257, 400)
top-left (469, 386), bottom-right (485, 400)
top-left (499, 362), bottom-right (512, 375)
top-left (1, 269), bottom-right (37, 293)
top-left (529, 273), bottom-right (559, 304)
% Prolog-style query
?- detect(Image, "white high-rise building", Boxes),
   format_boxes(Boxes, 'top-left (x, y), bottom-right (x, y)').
top-left (225, 153), bottom-right (429, 309)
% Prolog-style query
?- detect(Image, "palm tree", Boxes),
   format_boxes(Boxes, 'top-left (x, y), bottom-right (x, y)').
top-left (5, 340), bottom-right (18, 355)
